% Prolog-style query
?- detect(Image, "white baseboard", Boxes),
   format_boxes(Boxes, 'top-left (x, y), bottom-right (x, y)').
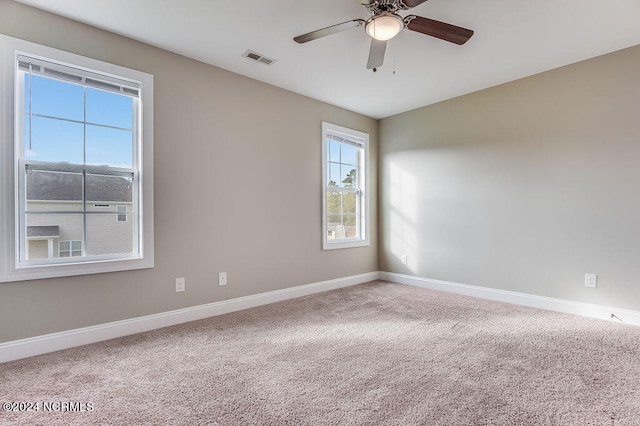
top-left (5, 270), bottom-right (637, 364)
top-left (0, 272), bottom-right (379, 363)
top-left (380, 271), bottom-right (640, 327)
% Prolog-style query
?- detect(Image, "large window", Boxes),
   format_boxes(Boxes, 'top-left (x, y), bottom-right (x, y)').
top-left (0, 35), bottom-right (154, 282)
top-left (322, 122), bottom-right (369, 250)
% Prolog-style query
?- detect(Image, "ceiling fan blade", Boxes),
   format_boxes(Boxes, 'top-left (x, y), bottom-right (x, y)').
top-left (354, 0), bottom-right (376, 4)
top-left (294, 20), bottom-right (365, 44)
top-left (405, 15), bottom-right (474, 45)
top-left (367, 39), bottom-right (387, 70)
top-left (398, 0), bottom-right (429, 9)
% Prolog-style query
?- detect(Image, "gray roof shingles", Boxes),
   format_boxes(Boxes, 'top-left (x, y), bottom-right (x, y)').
top-left (27, 171), bottom-right (132, 202)
top-left (27, 225), bottom-right (60, 238)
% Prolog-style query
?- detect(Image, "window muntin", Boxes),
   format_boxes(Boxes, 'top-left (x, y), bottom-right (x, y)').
top-left (322, 122), bottom-right (369, 250)
top-left (0, 35), bottom-right (154, 282)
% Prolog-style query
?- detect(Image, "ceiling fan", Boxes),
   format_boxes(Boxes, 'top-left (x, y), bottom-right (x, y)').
top-left (293, 0), bottom-right (474, 72)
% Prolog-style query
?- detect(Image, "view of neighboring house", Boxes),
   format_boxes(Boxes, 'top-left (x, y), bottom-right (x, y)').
top-left (26, 170), bottom-right (134, 260)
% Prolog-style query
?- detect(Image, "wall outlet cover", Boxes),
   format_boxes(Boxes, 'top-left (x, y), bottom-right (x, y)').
top-left (584, 274), bottom-right (597, 288)
top-left (175, 277), bottom-right (186, 292)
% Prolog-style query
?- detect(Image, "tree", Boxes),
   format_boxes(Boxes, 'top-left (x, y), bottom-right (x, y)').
top-left (342, 169), bottom-right (356, 188)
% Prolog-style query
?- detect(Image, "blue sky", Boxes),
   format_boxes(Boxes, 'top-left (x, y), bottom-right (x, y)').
top-left (328, 139), bottom-right (357, 186)
top-left (24, 74), bottom-right (134, 168)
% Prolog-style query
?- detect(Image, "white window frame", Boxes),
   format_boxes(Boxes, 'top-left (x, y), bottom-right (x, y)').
top-left (0, 35), bottom-right (154, 282)
top-left (322, 122), bottom-right (370, 250)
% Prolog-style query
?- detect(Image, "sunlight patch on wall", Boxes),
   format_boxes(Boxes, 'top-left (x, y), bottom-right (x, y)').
top-left (389, 161), bottom-right (418, 274)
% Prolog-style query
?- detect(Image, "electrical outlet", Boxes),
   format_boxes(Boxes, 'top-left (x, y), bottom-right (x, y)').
top-left (584, 274), bottom-right (597, 288)
top-left (175, 277), bottom-right (185, 292)
top-left (401, 255), bottom-right (407, 265)
top-left (219, 272), bottom-right (227, 286)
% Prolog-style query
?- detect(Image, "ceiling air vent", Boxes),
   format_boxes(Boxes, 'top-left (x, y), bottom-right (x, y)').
top-left (242, 50), bottom-right (276, 66)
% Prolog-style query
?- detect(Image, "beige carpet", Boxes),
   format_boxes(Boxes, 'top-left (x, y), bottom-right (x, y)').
top-left (1, 280), bottom-right (640, 425)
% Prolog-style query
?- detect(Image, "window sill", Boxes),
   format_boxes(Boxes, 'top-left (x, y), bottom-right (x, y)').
top-left (1, 255), bottom-right (154, 283)
top-left (323, 239), bottom-right (370, 251)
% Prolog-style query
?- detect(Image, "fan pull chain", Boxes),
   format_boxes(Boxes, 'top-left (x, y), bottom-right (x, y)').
top-left (392, 39), bottom-right (396, 75)
top-left (373, 21), bottom-right (378, 72)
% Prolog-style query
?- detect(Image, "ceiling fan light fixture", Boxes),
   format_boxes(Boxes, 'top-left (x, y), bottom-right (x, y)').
top-left (366, 13), bottom-right (404, 41)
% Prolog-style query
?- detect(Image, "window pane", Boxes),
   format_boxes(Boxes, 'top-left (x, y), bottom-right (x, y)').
top-left (342, 192), bottom-right (357, 215)
top-left (328, 216), bottom-right (347, 240)
top-left (26, 170), bottom-right (83, 209)
top-left (86, 88), bottom-right (133, 129)
top-left (86, 214), bottom-right (134, 256)
top-left (343, 214), bottom-right (357, 227)
top-left (25, 213), bottom-right (83, 261)
top-left (86, 174), bottom-right (133, 203)
top-left (329, 163), bottom-right (341, 187)
top-left (329, 139), bottom-right (341, 163)
top-left (326, 190), bottom-right (342, 214)
top-left (86, 125), bottom-right (133, 168)
top-left (344, 214), bottom-right (357, 238)
top-left (30, 74), bottom-right (84, 121)
top-left (29, 116), bottom-right (84, 163)
top-left (327, 213), bottom-right (342, 225)
top-left (341, 144), bottom-right (357, 167)
top-left (341, 166), bottom-right (356, 187)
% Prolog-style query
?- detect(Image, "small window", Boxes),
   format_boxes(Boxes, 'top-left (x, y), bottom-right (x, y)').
top-left (59, 240), bottom-right (82, 257)
top-left (116, 205), bottom-right (127, 222)
top-left (322, 122), bottom-right (369, 250)
top-left (0, 35), bottom-right (154, 282)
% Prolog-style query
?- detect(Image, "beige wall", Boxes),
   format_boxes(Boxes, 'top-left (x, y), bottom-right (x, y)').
top-left (379, 45), bottom-right (640, 311)
top-left (0, 0), bottom-right (378, 342)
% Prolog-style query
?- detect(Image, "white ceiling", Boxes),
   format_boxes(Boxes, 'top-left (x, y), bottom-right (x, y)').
top-left (14, 0), bottom-right (640, 119)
